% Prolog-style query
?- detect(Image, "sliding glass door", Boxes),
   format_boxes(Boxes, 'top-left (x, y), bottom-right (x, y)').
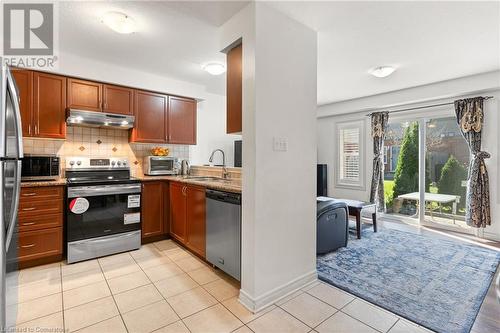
top-left (424, 117), bottom-right (470, 230)
top-left (382, 111), bottom-right (472, 234)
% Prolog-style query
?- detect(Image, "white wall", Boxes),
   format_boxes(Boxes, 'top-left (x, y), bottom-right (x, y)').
top-left (189, 92), bottom-right (242, 167)
top-left (317, 71), bottom-right (500, 241)
top-left (221, 2), bottom-right (317, 312)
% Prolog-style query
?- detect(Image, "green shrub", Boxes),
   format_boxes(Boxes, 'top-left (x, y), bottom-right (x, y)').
top-left (438, 155), bottom-right (467, 208)
top-left (392, 122), bottom-right (430, 199)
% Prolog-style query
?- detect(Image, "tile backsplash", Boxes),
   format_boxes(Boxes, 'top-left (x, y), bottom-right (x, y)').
top-left (22, 126), bottom-right (189, 177)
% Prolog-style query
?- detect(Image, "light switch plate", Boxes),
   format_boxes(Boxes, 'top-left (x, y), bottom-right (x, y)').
top-left (273, 137), bottom-right (288, 152)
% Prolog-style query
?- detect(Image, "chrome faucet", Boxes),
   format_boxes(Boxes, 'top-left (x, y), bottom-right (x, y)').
top-left (209, 149), bottom-right (229, 179)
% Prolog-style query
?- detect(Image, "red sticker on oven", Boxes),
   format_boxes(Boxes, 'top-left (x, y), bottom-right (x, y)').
top-left (69, 198), bottom-right (90, 214)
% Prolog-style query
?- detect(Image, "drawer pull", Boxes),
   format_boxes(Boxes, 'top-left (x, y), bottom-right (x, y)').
top-left (21, 207), bottom-right (36, 211)
top-left (21, 222), bottom-right (36, 226)
top-left (22, 193), bottom-right (37, 197)
top-left (20, 244), bottom-right (36, 249)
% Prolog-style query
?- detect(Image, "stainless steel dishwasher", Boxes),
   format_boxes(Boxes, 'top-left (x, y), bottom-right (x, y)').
top-left (206, 189), bottom-right (241, 281)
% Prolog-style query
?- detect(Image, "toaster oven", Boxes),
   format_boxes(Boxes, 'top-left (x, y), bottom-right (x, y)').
top-left (144, 156), bottom-right (178, 175)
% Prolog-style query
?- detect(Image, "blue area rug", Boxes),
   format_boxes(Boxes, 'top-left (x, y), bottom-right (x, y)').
top-left (317, 229), bottom-right (500, 333)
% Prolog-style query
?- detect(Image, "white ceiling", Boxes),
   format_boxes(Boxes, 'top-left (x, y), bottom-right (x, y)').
top-left (59, 1), bottom-right (248, 95)
top-left (269, 1), bottom-right (500, 105)
top-left (59, 1), bottom-right (500, 104)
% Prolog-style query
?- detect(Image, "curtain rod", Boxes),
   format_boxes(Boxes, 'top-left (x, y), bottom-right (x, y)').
top-left (365, 96), bottom-right (494, 117)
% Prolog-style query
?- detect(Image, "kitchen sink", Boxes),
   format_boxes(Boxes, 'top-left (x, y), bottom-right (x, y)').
top-left (183, 176), bottom-right (235, 183)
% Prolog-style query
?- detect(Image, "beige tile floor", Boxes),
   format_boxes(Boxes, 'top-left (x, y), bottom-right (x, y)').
top-left (11, 239), bottom-right (434, 333)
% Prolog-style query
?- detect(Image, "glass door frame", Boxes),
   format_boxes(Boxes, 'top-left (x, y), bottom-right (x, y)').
top-left (379, 106), bottom-right (477, 236)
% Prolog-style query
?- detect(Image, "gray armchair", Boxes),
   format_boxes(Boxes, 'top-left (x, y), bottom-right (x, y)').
top-left (316, 200), bottom-right (349, 254)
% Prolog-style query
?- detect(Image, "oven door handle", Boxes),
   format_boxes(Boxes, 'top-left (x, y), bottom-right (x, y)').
top-left (68, 184), bottom-right (141, 198)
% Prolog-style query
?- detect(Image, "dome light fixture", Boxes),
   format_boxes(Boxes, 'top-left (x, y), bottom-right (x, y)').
top-left (202, 62), bottom-right (226, 75)
top-left (102, 12), bottom-right (137, 34)
top-left (370, 66), bottom-right (396, 78)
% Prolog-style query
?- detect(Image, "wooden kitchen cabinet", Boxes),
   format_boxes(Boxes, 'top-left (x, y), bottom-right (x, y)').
top-left (170, 182), bottom-right (187, 243)
top-left (168, 96), bottom-right (197, 144)
top-left (186, 185), bottom-right (206, 257)
top-left (226, 43), bottom-right (242, 134)
top-left (33, 72), bottom-right (67, 139)
top-left (169, 182), bottom-right (206, 258)
top-left (17, 185), bottom-right (64, 267)
top-left (11, 68), bottom-right (33, 137)
top-left (103, 84), bottom-right (134, 115)
top-left (67, 78), bottom-right (103, 112)
top-left (130, 90), bottom-right (168, 143)
top-left (141, 181), bottom-right (166, 242)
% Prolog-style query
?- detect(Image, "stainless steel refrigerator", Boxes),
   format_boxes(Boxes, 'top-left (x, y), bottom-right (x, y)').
top-left (0, 64), bottom-right (23, 329)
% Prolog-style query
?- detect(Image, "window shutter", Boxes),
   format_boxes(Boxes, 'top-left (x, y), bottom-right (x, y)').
top-left (340, 128), bottom-right (360, 181)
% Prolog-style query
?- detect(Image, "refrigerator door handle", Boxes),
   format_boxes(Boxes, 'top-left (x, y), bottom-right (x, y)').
top-left (6, 67), bottom-right (23, 158)
top-left (5, 161), bottom-right (21, 251)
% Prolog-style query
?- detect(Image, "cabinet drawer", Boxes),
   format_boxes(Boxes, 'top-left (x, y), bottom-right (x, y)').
top-left (18, 213), bottom-right (63, 232)
top-left (18, 199), bottom-right (63, 218)
top-left (17, 227), bottom-right (63, 262)
top-left (20, 186), bottom-right (63, 202)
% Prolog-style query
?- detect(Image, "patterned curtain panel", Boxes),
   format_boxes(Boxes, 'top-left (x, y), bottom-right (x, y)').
top-left (454, 97), bottom-right (491, 228)
top-left (370, 112), bottom-right (389, 212)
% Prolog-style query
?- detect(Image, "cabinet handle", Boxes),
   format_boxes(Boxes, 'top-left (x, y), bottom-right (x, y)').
top-left (21, 207), bottom-right (36, 211)
top-left (28, 124), bottom-right (31, 135)
top-left (22, 193), bottom-right (37, 197)
top-left (20, 244), bottom-right (36, 249)
top-left (34, 124), bottom-right (38, 135)
top-left (21, 222), bottom-right (36, 226)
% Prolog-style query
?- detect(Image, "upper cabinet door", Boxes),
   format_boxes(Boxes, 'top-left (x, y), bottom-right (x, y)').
top-left (11, 69), bottom-right (33, 137)
top-left (67, 78), bottom-right (102, 112)
top-left (33, 72), bottom-right (67, 139)
top-left (168, 96), bottom-right (196, 145)
top-left (131, 90), bottom-right (167, 143)
top-left (226, 44), bottom-right (242, 134)
top-left (103, 84), bottom-right (134, 115)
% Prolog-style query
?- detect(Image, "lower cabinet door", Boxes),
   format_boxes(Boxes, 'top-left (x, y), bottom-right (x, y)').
top-left (169, 182), bottom-right (187, 243)
top-left (18, 227), bottom-right (62, 262)
top-left (186, 185), bottom-right (206, 258)
top-left (141, 182), bottom-right (164, 240)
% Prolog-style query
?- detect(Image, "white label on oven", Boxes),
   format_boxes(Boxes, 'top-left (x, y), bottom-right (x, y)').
top-left (128, 195), bottom-right (141, 208)
top-left (69, 198), bottom-right (90, 214)
top-left (124, 212), bottom-right (140, 224)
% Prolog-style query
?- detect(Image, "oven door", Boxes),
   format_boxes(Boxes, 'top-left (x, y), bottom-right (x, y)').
top-left (67, 183), bottom-right (141, 242)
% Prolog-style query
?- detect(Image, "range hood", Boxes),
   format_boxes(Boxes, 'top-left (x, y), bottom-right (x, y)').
top-left (66, 109), bottom-right (135, 129)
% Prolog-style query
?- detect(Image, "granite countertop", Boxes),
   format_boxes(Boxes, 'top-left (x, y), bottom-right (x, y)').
top-left (140, 175), bottom-right (242, 194)
top-left (20, 176), bottom-right (242, 194)
top-left (21, 178), bottom-right (67, 187)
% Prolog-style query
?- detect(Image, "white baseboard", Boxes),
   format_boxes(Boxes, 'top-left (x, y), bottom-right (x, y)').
top-left (238, 270), bottom-right (318, 313)
top-left (483, 230), bottom-right (500, 242)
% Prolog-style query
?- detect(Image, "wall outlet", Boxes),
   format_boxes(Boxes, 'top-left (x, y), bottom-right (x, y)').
top-left (273, 137), bottom-right (288, 152)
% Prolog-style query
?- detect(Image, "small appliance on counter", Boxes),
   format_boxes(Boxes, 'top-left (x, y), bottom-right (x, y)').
top-left (21, 154), bottom-right (60, 181)
top-left (180, 160), bottom-right (190, 176)
top-left (144, 156), bottom-right (178, 175)
top-left (65, 157), bottom-right (141, 263)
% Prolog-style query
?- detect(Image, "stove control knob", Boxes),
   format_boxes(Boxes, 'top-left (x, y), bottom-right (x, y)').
top-left (117, 161), bottom-right (122, 166)
top-left (122, 161), bottom-right (127, 166)
top-left (111, 161), bottom-right (116, 166)
top-left (76, 161), bottom-right (82, 166)
top-left (69, 161), bottom-right (75, 166)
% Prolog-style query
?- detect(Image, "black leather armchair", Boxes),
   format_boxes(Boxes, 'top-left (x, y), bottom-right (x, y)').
top-left (316, 200), bottom-right (349, 254)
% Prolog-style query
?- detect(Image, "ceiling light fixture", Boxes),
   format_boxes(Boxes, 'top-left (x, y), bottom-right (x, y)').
top-left (370, 66), bottom-right (396, 78)
top-left (202, 62), bottom-right (226, 75)
top-left (102, 12), bottom-right (137, 34)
